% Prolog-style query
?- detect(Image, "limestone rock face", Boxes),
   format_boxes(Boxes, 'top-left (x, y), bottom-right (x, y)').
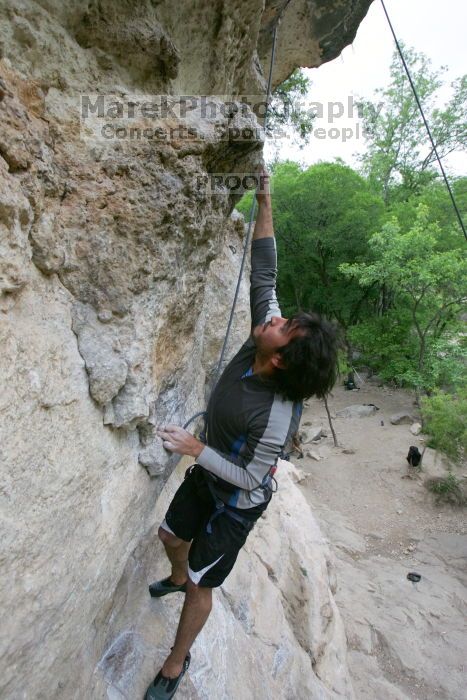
top-left (0, 0), bottom-right (372, 697)
top-left (88, 460), bottom-right (354, 699)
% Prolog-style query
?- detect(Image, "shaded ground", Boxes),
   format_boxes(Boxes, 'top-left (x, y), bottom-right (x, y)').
top-left (295, 377), bottom-right (467, 700)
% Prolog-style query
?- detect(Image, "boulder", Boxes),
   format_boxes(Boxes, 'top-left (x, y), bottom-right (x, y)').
top-left (390, 412), bottom-right (416, 425)
top-left (366, 374), bottom-right (384, 385)
top-left (336, 404), bottom-right (379, 418)
top-left (299, 425), bottom-right (323, 443)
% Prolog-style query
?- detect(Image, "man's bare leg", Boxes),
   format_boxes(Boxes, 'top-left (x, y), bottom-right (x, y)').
top-left (160, 579), bottom-right (213, 678)
top-left (158, 526), bottom-right (190, 585)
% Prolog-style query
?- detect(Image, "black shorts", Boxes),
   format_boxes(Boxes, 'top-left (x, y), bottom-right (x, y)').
top-left (162, 465), bottom-right (262, 588)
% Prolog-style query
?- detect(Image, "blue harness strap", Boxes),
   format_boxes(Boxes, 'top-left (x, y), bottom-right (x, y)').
top-left (204, 479), bottom-right (252, 534)
top-left (206, 503), bottom-right (251, 534)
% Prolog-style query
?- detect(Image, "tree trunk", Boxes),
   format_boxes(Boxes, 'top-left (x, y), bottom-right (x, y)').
top-left (323, 395), bottom-right (339, 447)
top-left (344, 335), bottom-right (355, 386)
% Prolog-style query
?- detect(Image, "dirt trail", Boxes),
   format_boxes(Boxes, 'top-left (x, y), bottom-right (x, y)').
top-left (295, 377), bottom-right (467, 700)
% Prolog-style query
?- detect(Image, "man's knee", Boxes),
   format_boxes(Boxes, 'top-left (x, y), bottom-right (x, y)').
top-left (158, 525), bottom-right (184, 547)
top-left (186, 578), bottom-right (213, 610)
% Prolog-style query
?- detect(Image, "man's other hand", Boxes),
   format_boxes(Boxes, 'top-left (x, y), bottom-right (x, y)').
top-left (156, 424), bottom-right (204, 458)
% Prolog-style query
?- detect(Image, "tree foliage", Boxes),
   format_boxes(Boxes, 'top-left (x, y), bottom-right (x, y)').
top-left (341, 205), bottom-right (467, 392)
top-left (421, 389), bottom-right (467, 462)
top-left (357, 45), bottom-right (467, 202)
top-left (389, 176), bottom-right (467, 249)
top-left (268, 162), bottom-right (385, 359)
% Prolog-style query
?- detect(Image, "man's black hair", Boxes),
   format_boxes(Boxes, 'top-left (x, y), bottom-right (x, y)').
top-left (274, 311), bottom-right (338, 402)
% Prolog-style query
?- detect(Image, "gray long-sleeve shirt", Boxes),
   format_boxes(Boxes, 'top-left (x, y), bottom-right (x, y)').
top-left (197, 237), bottom-right (302, 511)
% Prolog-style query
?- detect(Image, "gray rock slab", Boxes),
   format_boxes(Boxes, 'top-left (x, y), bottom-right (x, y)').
top-left (299, 425), bottom-right (323, 443)
top-left (390, 412), bottom-right (416, 425)
top-left (336, 404), bottom-right (379, 418)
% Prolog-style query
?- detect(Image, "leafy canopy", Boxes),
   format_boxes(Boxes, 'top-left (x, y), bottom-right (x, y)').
top-left (357, 44), bottom-right (467, 202)
top-left (341, 204), bottom-right (467, 391)
top-left (269, 161), bottom-right (385, 330)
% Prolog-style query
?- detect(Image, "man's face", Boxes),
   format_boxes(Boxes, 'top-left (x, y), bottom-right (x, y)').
top-left (253, 316), bottom-right (302, 357)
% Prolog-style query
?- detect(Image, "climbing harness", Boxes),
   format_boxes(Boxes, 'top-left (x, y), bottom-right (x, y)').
top-left (183, 463), bottom-right (256, 533)
top-left (380, 0), bottom-right (466, 241)
top-left (204, 469), bottom-right (277, 533)
top-left (205, 485), bottom-right (253, 534)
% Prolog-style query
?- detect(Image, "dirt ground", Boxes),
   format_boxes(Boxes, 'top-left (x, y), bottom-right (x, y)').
top-left (294, 376), bottom-right (467, 700)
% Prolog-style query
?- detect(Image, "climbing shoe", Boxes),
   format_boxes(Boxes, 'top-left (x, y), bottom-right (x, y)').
top-left (144, 653), bottom-right (191, 699)
top-left (148, 576), bottom-right (187, 598)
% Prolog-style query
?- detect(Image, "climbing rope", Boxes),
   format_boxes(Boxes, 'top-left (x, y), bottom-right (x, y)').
top-left (380, 0), bottom-right (467, 241)
top-left (210, 23), bottom-right (279, 390)
top-left (183, 0), bottom-right (467, 434)
top-left (179, 2), bottom-right (466, 440)
top-left (183, 17), bottom-right (281, 433)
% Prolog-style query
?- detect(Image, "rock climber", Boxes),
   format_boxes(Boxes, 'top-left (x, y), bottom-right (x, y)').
top-left (144, 170), bottom-right (338, 699)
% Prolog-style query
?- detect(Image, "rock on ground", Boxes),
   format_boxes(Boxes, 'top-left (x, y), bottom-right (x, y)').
top-left (336, 404), bottom-right (379, 419)
top-left (390, 413), bottom-right (417, 426)
top-left (300, 425), bottom-right (323, 443)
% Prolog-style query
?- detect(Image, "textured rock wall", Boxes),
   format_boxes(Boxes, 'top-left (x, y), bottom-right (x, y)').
top-left (0, 0), bottom-right (372, 697)
top-left (90, 459), bottom-right (354, 700)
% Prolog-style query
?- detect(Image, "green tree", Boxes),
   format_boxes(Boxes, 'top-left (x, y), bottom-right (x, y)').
top-left (358, 45), bottom-right (467, 202)
top-left (265, 161), bottom-right (385, 362)
top-left (341, 204), bottom-right (467, 393)
top-left (390, 176), bottom-right (467, 252)
top-left (421, 389), bottom-right (467, 462)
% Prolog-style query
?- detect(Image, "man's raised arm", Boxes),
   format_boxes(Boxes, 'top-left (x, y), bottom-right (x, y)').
top-left (253, 172), bottom-right (274, 240)
top-left (250, 171), bottom-right (281, 330)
